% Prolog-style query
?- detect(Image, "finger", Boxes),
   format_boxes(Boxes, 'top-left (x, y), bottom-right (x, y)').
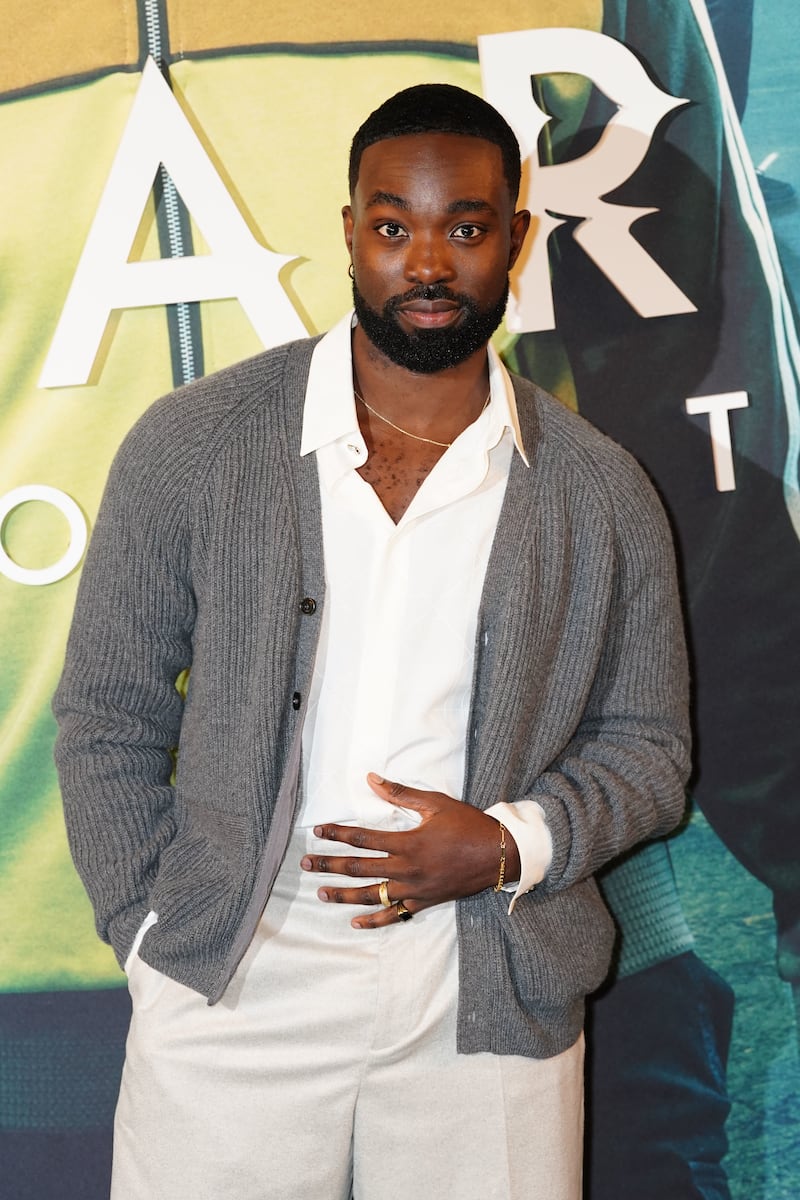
top-left (311, 822), bottom-right (395, 853)
top-left (300, 853), bottom-right (392, 878)
top-left (315, 882), bottom-right (390, 907)
top-left (366, 773), bottom-right (437, 813)
top-left (351, 899), bottom-right (425, 930)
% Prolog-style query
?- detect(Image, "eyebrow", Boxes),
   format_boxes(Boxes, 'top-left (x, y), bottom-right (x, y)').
top-left (447, 198), bottom-right (495, 216)
top-left (364, 191), bottom-right (497, 216)
top-left (365, 191), bottom-right (409, 210)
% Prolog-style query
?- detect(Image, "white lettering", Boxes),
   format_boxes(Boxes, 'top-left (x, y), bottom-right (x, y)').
top-left (40, 58), bottom-right (306, 389)
top-left (479, 28), bottom-right (698, 331)
top-left (0, 486), bottom-right (88, 585)
top-left (685, 391), bottom-right (749, 491)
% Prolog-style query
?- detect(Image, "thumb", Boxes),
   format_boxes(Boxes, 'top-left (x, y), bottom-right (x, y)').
top-left (366, 772), bottom-right (432, 812)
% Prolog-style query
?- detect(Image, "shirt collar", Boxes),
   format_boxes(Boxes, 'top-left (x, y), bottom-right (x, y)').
top-left (300, 309), bottom-right (528, 466)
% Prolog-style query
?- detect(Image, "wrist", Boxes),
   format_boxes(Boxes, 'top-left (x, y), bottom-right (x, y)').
top-left (493, 822), bottom-right (506, 891)
top-left (489, 819), bottom-right (521, 891)
top-left (503, 827), bottom-right (521, 885)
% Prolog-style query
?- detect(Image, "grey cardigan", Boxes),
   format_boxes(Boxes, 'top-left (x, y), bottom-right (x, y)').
top-left (53, 336), bottom-right (690, 1059)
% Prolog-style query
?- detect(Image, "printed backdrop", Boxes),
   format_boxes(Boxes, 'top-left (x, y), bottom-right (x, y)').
top-left (1, 1), bottom-right (798, 1196)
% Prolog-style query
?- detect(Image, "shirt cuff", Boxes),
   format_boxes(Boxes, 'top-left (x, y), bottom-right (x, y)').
top-left (123, 909), bottom-right (159, 975)
top-left (484, 800), bottom-right (553, 914)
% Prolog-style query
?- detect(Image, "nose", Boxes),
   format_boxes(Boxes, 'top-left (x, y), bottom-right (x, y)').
top-left (404, 234), bottom-right (455, 284)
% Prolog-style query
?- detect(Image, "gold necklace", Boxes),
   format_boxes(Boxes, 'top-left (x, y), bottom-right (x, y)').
top-left (353, 388), bottom-right (490, 449)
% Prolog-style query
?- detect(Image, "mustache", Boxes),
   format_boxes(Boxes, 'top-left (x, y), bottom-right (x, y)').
top-left (385, 284), bottom-right (472, 310)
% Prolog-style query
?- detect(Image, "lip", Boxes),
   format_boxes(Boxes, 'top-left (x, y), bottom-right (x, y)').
top-left (397, 300), bottom-right (461, 329)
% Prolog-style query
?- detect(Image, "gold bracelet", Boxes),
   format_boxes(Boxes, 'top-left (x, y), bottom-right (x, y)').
top-left (493, 822), bottom-right (506, 892)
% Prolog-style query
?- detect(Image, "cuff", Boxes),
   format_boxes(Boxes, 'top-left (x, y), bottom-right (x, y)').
top-left (123, 910), bottom-right (159, 975)
top-left (484, 800), bottom-right (553, 914)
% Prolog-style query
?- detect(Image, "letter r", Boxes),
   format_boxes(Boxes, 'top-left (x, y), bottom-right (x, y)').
top-left (479, 27), bottom-right (698, 331)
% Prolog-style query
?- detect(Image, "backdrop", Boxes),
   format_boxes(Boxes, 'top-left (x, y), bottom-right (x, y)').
top-left (1, 1), bottom-right (798, 1196)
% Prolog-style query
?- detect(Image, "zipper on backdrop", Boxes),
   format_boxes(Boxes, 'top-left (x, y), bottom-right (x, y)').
top-left (140, 0), bottom-right (204, 387)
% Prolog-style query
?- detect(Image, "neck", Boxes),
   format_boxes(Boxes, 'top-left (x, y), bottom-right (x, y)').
top-left (350, 324), bottom-right (491, 440)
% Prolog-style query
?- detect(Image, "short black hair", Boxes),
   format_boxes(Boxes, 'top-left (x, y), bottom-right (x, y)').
top-left (348, 83), bottom-right (522, 202)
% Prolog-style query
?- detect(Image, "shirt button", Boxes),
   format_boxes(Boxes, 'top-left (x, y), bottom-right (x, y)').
top-left (292, 692), bottom-right (301, 710)
top-left (299, 597), bottom-right (316, 614)
top-left (347, 443), bottom-right (360, 455)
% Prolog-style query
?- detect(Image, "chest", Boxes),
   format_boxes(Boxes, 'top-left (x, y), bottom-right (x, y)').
top-left (356, 432), bottom-right (446, 523)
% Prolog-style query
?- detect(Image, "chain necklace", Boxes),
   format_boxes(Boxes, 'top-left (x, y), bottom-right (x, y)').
top-left (353, 387), bottom-right (491, 449)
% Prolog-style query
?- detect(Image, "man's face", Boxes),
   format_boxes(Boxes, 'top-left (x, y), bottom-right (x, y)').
top-left (343, 133), bottom-right (529, 374)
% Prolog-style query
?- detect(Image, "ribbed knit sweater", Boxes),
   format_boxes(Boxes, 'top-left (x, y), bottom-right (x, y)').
top-left (53, 336), bottom-right (691, 1059)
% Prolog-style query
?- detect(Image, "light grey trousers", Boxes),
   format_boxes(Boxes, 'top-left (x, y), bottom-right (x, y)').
top-left (112, 827), bottom-right (584, 1200)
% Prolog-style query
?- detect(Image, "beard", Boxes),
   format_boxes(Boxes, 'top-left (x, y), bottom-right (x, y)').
top-left (352, 279), bottom-right (509, 374)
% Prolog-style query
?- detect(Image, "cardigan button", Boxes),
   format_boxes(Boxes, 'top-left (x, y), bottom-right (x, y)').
top-left (292, 692), bottom-right (301, 710)
top-left (299, 597), bottom-right (317, 615)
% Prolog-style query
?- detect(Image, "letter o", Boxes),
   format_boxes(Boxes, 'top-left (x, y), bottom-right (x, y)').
top-left (0, 485), bottom-right (88, 586)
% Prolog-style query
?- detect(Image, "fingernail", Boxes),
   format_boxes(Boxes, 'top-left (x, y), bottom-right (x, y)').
top-left (318, 889), bottom-right (329, 902)
top-left (367, 772), bottom-right (384, 785)
top-left (300, 857), bottom-right (312, 871)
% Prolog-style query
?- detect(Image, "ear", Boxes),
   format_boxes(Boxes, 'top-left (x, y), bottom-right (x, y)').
top-left (508, 209), bottom-right (532, 270)
top-left (342, 205), bottom-right (354, 256)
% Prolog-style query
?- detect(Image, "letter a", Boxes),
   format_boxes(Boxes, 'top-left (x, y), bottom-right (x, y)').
top-left (40, 58), bottom-right (306, 388)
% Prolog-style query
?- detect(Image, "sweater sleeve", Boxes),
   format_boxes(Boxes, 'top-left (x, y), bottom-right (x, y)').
top-left (52, 405), bottom-right (197, 967)
top-left (526, 451), bottom-right (691, 893)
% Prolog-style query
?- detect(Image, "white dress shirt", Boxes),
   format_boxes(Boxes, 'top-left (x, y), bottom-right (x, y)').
top-left (298, 313), bottom-right (552, 908)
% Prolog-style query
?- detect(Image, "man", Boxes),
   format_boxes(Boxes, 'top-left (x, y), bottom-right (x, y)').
top-left (53, 84), bottom-right (690, 1199)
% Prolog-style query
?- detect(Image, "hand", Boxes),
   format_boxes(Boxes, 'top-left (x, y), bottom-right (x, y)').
top-left (299, 772), bottom-right (520, 928)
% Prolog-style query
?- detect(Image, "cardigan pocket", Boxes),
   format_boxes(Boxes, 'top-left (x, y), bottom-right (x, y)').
top-left (147, 814), bottom-right (239, 938)
top-left (502, 877), bottom-right (617, 1010)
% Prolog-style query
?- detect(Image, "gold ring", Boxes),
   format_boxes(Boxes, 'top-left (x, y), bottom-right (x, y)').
top-left (378, 880), bottom-right (392, 909)
top-left (395, 902), bottom-right (413, 922)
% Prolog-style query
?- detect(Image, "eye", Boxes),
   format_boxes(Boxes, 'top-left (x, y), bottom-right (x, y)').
top-left (451, 223), bottom-right (484, 240)
top-left (376, 221), bottom-right (407, 239)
